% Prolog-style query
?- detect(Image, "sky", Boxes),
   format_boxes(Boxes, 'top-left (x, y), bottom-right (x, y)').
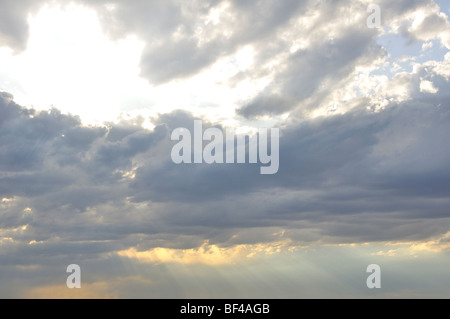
top-left (0, 0), bottom-right (449, 298)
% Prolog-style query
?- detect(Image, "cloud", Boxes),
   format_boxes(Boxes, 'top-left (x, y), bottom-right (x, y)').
top-left (0, 0), bottom-right (449, 298)
top-left (117, 239), bottom-right (292, 266)
top-left (400, 2), bottom-right (450, 49)
top-left (93, 0), bottom-right (310, 84)
top-left (0, 0), bottom-right (46, 52)
top-left (1, 57), bottom-right (449, 255)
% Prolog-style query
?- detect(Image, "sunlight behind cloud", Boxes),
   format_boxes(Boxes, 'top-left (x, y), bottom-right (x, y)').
top-left (0, 3), bottom-right (147, 125)
top-left (116, 240), bottom-right (293, 265)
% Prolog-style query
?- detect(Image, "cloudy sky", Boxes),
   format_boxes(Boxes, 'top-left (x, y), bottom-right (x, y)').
top-left (0, 0), bottom-right (449, 298)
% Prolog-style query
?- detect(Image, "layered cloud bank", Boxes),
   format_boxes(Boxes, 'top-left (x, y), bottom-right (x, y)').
top-left (0, 0), bottom-right (449, 298)
top-left (1, 75), bottom-right (449, 295)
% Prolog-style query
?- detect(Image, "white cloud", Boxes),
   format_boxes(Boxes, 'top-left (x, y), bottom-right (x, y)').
top-left (420, 78), bottom-right (439, 93)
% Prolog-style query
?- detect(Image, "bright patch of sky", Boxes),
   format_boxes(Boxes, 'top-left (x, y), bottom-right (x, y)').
top-left (373, 33), bottom-right (448, 80)
top-left (0, 3), bottom-right (271, 128)
top-left (435, 0), bottom-right (450, 14)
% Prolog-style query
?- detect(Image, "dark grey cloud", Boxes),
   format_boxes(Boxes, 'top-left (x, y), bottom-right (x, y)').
top-left (0, 0), bottom-right (46, 52)
top-left (1, 0), bottom-right (449, 254)
top-left (129, 104), bottom-right (450, 247)
top-left (1, 76), bottom-right (449, 256)
top-left (0, 93), bottom-right (168, 212)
